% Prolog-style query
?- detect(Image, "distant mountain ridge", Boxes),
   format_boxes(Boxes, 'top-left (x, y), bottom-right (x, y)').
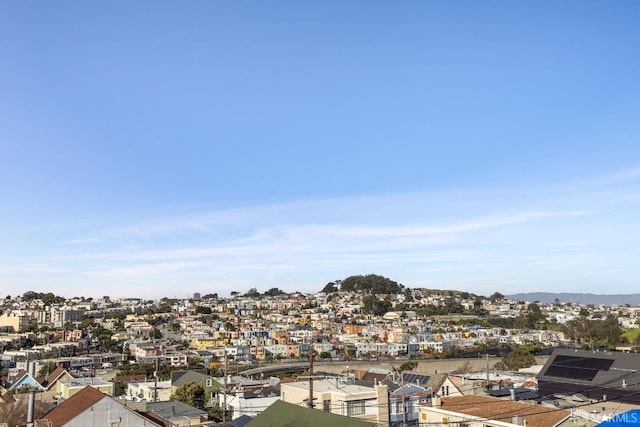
top-left (505, 292), bottom-right (640, 306)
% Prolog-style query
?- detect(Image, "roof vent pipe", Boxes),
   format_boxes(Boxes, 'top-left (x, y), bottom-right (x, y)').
top-left (26, 392), bottom-right (35, 427)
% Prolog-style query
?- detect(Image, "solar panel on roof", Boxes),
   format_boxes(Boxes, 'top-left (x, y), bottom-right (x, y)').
top-left (516, 391), bottom-right (539, 400)
top-left (488, 388), bottom-right (537, 398)
top-left (402, 373), bottom-right (431, 385)
top-left (544, 355), bottom-right (613, 381)
top-left (552, 355), bottom-right (613, 370)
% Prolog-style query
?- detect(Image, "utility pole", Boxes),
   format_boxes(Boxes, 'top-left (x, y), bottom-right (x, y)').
top-left (223, 354), bottom-right (228, 423)
top-left (401, 370), bottom-right (407, 427)
top-left (486, 353), bottom-right (490, 388)
top-left (308, 348), bottom-right (314, 409)
top-left (298, 346), bottom-right (322, 409)
top-left (154, 357), bottom-right (159, 402)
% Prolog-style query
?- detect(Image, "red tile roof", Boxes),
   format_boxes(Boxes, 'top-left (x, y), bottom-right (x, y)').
top-left (439, 395), bottom-right (570, 427)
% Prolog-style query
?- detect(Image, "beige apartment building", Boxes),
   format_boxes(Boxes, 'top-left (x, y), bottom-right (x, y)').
top-left (0, 311), bottom-right (33, 332)
top-left (280, 378), bottom-right (389, 426)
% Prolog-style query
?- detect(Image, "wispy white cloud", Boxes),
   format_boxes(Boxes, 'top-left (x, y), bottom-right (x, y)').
top-left (554, 165), bottom-right (640, 192)
top-left (3, 263), bottom-right (69, 274)
top-left (86, 261), bottom-right (205, 278)
top-left (4, 166), bottom-right (640, 298)
top-left (60, 238), bottom-right (101, 245)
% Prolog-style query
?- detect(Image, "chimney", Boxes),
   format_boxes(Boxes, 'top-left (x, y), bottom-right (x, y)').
top-left (512, 415), bottom-right (523, 425)
top-left (432, 396), bottom-right (442, 407)
top-left (27, 392), bottom-right (35, 427)
top-left (510, 388), bottom-right (516, 401)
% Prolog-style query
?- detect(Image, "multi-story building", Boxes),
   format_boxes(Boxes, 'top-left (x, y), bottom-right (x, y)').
top-left (0, 311), bottom-right (33, 332)
top-left (50, 306), bottom-right (84, 328)
top-left (280, 378), bottom-right (389, 426)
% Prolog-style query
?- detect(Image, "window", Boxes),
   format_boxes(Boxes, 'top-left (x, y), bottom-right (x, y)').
top-left (345, 400), bottom-right (365, 417)
top-left (206, 379), bottom-right (212, 387)
top-left (323, 399), bottom-right (331, 412)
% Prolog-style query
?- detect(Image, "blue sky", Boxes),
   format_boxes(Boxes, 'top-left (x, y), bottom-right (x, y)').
top-left (1, 1), bottom-right (639, 299)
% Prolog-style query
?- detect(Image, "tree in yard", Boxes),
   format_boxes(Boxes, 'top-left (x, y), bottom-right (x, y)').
top-left (38, 362), bottom-right (55, 378)
top-left (15, 384), bottom-right (43, 394)
top-left (562, 315), bottom-right (622, 348)
top-left (114, 380), bottom-right (125, 397)
top-left (362, 295), bottom-right (392, 316)
top-left (494, 348), bottom-right (536, 371)
top-left (473, 297), bottom-right (486, 315)
top-left (526, 303), bottom-right (543, 327)
top-left (454, 360), bottom-right (473, 374)
top-left (399, 361), bottom-right (418, 372)
top-left (188, 357), bottom-right (205, 369)
top-left (195, 306), bottom-right (212, 315)
top-left (171, 381), bottom-right (206, 409)
top-left (209, 406), bottom-right (234, 422)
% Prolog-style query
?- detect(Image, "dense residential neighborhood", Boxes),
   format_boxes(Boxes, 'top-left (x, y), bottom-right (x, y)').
top-left (2, 277), bottom-right (640, 426)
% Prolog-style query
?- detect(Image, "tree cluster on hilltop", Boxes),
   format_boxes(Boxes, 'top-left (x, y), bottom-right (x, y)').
top-left (20, 291), bottom-right (65, 305)
top-left (241, 287), bottom-right (288, 298)
top-left (323, 274), bottom-right (403, 294)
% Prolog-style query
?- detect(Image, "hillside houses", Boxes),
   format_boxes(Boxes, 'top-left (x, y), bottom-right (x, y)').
top-left (2, 287), bottom-right (640, 425)
top-left (0, 289), bottom-right (597, 376)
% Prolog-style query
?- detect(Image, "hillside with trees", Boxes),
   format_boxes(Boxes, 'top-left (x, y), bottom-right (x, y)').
top-left (323, 274), bottom-right (403, 294)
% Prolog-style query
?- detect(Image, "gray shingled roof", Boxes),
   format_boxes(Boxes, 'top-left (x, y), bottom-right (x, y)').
top-left (146, 400), bottom-right (207, 419)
